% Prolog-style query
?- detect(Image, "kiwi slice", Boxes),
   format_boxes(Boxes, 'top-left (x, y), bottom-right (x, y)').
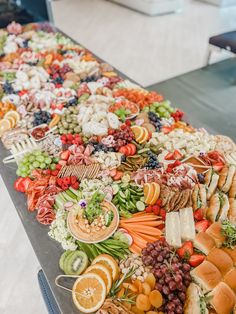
top-left (63, 251), bottom-right (88, 275)
top-left (59, 250), bottom-right (74, 272)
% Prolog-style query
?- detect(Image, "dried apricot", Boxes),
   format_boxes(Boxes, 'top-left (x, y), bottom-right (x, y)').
top-left (123, 282), bottom-right (138, 293)
top-left (145, 273), bottom-right (156, 290)
top-left (142, 282), bottom-right (151, 295)
top-left (136, 294), bottom-right (151, 311)
top-left (149, 290), bottom-right (163, 308)
top-left (117, 287), bottom-right (125, 298)
top-left (131, 306), bottom-right (145, 314)
top-left (133, 279), bottom-right (143, 293)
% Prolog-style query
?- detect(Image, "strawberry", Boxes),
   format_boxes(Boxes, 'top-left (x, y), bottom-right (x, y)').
top-left (71, 182), bottom-right (79, 189)
top-left (14, 177), bottom-right (24, 192)
top-left (61, 135), bottom-right (67, 142)
top-left (177, 241), bottom-right (193, 260)
top-left (145, 206), bottom-right (153, 213)
top-left (21, 177), bottom-right (32, 192)
top-left (66, 134), bottom-right (73, 141)
top-left (61, 183), bottom-right (69, 190)
top-left (58, 160), bottom-right (67, 166)
top-left (57, 103), bottom-right (64, 110)
top-left (152, 205), bottom-right (160, 215)
top-left (213, 162), bottom-right (224, 172)
top-left (173, 150), bottom-right (183, 160)
top-left (45, 169), bottom-right (51, 175)
top-left (113, 171), bottom-right (123, 181)
top-left (195, 220), bottom-right (209, 233)
top-left (125, 120), bottom-right (131, 126)
top-left (70, 176), bottom-right (77, 184)
top-left (51, 170), bottom-right (59, 176)
top-left (194, 208), bottom-right (204, 221)
top-left (60, 150), bottom-right (70, 161)
top-left (161, 126), bottom-right (173, 134)
top-left (125, 145), bottom-right (132, 156)
top-left (189, 254), bottom-right (205, 267)
top-left (56, 164), bottom-right (62, 170)
top-left (165, 152), bottom-right (174, 160)
top-left (62, 177), bottom-right (71, 185)
top-left (160, 209), bottom-right (166, 220)
top-left (156, 199), bottom-right (162, 206)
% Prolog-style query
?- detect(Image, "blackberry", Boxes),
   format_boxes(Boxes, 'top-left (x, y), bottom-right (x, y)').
top-left (3, 82), bottom-right (14, 94)
top-left (121, 155), bottom-right (126, 162)
top-left (198, 173), bottom-right (205, 184)
top-left (22, 40), bottom-right (29, 48)
top-left (93, 143), bottom-right (109, 153)
top-left (33, 110), bottom-right (51, 126)
top-left (144, 151), bottom-right (161, 169)
top-left (67, 97), bottom-right (78, 106)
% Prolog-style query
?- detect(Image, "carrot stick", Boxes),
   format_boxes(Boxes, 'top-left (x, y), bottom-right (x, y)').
top-left (136, 232), bottom-right (159, 243)
top-left (120, 222), bottom-right (162, 236)
top-left (121, 216), bottom-right (159, 223)
top-left (129, 243), bottom-right (142, 254)
top-left (128, 231), bottom-right (147, 247)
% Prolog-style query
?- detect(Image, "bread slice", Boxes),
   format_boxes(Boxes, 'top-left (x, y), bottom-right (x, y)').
top-left (218, 193), bottom-right (230, 222)
top-left (190, 261), bottom-right (222, 292)
top-left (218, 166), bottom-right (229, 190)
top-left (194, 232), bottom-right (216, 255)
top-left (206, 248), bottom-right (233, 276)
top-left (229, 198), bottom-right (236, 225)
top-left (206, 222), bottom-right (226, 248)
top-left (206, 193), bottom-right (220, 223)
top-left (209, 282), bottom-right (235, 314)
top-left (224, 268), bottom-right (236, 293)
top-left (222, 247), bottom-right (236, 266)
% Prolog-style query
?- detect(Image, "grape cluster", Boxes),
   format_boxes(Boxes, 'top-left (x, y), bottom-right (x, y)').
top-left (16, 150), bottom-right (59, 177)
top-left (148, 111), bottom-right (162, 131)
top-left (145, 151), bottom-right (161, 169)
top-left (50, 64), bottom-right (72, 83)
top-left (33, 110), bottom-right (51, 126)
top-left (109, 125), bottom-right (134, 151)
top-left (142, 240), bottom-right (191, 314)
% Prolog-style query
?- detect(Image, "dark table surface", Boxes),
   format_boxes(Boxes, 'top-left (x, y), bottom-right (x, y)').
top-left (148, 58), bottom-right (236, 141)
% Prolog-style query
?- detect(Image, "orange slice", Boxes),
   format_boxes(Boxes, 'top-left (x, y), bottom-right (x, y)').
top-left (150, 182), bottom-right (161, 205)
top-left (72, 273), bottom-right (106, 313)
top-left (4, 110), bottom-right (20, 123)
top-left (6, 116), bottom-right (16, 128)
top-left (143, 183), bottom-right (155, 205)
top-left (139, 127), bottom-right (149, 144)
top-left (0, 119), bottom-right (11, 137)
top-left (49, 114), bottom-right (61, 128)
top-left (85, 263), bottom-right (112, 294)
top-left (131, 125), bottom-right (145, 143)
top-left (91, 254), bottom-right (119, 281)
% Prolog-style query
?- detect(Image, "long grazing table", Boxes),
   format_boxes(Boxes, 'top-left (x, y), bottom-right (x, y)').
top-left (0, 27), bottom-right (236, 314)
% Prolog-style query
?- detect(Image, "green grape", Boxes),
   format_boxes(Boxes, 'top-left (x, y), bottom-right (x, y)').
top-left (157, 106), bottom-right (166, 114)
top-left (36, 155), bottom-right (45, 162)
top-left (29, 164), bottom-right (35, 170)
top-left (49, 163), bottom-right (56, 170)
top-left (45, 157), bottom-right (52, 165)
top-left (40, 162), bottom-right (46, 169)
top-left (161, 101), bottom-right (171, 109)
top-left (33, 161), bottom-right (40, 168)
top-left (22, 157), bottom-right (28, 164)
top-left (21, 165), bottom-right (29, 172)
top-left (16, 169), bottom-right (21, 176)
top-left (43, 152), bottom-right (49, 157)
top-left (53, 157), bottom-right (60, 163)
top-left (29, 155), bottom-right (35, 162)
top-left (21, 172), bottom-right (27, 178)
top-left (33, 150), bottom-right (42, 156)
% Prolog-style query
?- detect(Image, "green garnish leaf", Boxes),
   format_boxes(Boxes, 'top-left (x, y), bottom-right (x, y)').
top-left (221, 219), bottom-right (236, 248)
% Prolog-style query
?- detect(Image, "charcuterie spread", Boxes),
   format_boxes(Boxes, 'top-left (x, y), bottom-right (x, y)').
top-left (1, 22), bottom-right (236, 314)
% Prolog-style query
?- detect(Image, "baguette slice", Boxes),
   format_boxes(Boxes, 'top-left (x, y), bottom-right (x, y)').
top-left (207, 172), bottom-right (219, 200)
top-left (218, 194), bottom-right (230, 221)
top-left (222, 165), bottom-right (236, 193)
top-left (229, 173), bottom-right (236, 198)
top-left (229, 198), bottom-right (236, 225)
top-left (165, 212), bottom-right (181, 248)
top-left (218, 166), bottom-right (229, 190)
top-left (179, 207), bottom-right (195, 241)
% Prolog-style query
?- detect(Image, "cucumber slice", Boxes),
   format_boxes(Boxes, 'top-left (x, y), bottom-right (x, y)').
top-left (65, 190), bottom-right (78, 200)
top-left (136, 201), bottom-right (145, 212)
top-left (69, 187), bottom-right (81, 198)
top-left (112, 184), bottom-right (120, 195)
top-left (119, 191), bottom-right (126, 199)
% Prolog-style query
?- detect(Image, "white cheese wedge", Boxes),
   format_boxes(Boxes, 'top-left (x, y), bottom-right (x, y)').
top-left (179, 207), bottom-right (196, 241)
top-left (165, 212), bottom-right (182, 248)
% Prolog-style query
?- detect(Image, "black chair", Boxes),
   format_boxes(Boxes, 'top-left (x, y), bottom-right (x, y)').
top-left (38, 270), bottom-right (61, 314)
top-left (207, 30), bottom-right (236, 64)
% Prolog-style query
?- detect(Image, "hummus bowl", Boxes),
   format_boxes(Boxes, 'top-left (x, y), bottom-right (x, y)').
top-left (67, 200), bottom-right (119, 244)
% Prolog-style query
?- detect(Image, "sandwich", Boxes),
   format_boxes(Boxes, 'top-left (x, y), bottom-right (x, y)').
top-left (190, 261), bottom-right (222, 292)
top-left (204, 169), bottom-right (219, 200)
top-left (206, 248), bottom-right (233, 276)
top-left (218, 165), bottom-right (236, 193)
top-left (206, 193), bottom-right (229, 223)
top-left (184, 283), bottom-right (209, 314)
top-left (223, 268), bottom-right (236, 293)
top-left (229, 198), bottom-right (236, 225)
top-left (193, 232), bottom-right (216, 255)
top-left (229, 173), bottom-right (236, 198)
top-left (206, 222), bottom-right (226, 248)
top-left (192, 184), bottom-right (207, 213)
top-left (209, 282), bottom-right (235, 314)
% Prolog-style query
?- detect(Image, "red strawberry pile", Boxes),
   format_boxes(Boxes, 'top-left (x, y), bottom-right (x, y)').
top-left (60, 134), bottom-right (84, 146)
top-left (145, 199), bottom-right (166, 223)
top-left (171, 109), bottom-right (184, 122)
top-left (56, 176), bottom-right (79, 190)
top-left (14, 177), bottom-right (32, 193)
top-left (177, 241), bottom-right (205, 267)
top-left (118, 143), bottom-right (136, 156)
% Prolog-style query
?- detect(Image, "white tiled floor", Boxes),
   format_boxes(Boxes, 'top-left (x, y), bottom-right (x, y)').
top-left (1, 1), bottom-right (236, 313)
top-left (52, 0), bottom-right (236, 86)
